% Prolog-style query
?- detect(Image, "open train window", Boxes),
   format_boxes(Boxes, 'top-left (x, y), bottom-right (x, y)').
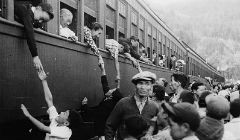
top-left (106, 25), bottom-right (114, 39)
top-left (0, 0), bottom-right (7, 18)
top-left (119, 32), bottom-right (125, 39)
top-left (84, 13), bottom-right (96, 29)
top-left (60, 2), bottom-right (77, 35)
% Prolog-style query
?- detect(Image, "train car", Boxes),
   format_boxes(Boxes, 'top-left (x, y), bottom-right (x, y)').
top-left (0, 0), bottom-right (224, 139)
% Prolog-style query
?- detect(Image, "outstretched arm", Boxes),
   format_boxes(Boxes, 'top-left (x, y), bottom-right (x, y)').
top-left (124, 53), bottom-right (138, 68)
top-left (21, 104), bottom-right (50, 133)
top-left (114, 55), bottom-right (120, 89)
top-left (38, 71), bottom-right (53, 108)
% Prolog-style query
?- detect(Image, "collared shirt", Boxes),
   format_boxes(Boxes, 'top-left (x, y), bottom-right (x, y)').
top-left (224, 118), bottom-right (240, 139)
top-left (134, 95), bottom-right (148, 114)
top-left (59, 25), bottom-right (76, 38)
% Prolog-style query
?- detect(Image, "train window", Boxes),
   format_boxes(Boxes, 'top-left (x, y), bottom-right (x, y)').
top-left (119, 32), bottom-right (125, 38)
top-left (106, 25), bottom-right (114, 39)
top-left (84, 13), bottom-right (96, 28)
top-left (131, 24), bottom-right (138, 37)
top-left (139, 16), bottom-right (145, 44)
top-left (119, 0), bottom-right (126, 16)
top-left (0, 0), bottom-right (6, 18)
top-left (60, 2), bottom-right (77, 35)
top-left (153, 38), bottom-right (157, 64)
top-left (147, 35), bottom-right (152, 59)
top-left (84, 0), bottom-right (97, 12)
top-left (106, 5), bottom-right (115, 24)
top-left (119, 15), bottom-right (126, 35)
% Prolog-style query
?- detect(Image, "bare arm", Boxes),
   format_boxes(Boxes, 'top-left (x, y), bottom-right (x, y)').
top-left (21, 104), bottom-right (50, 133)
top-left (38, 71), bottom-right (53, 108)
top-left (124, 53), bottom-right (138, 68)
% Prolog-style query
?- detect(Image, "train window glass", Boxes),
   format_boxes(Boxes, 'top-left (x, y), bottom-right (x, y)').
top-left (153, 27), bottom-right (157, 39)
top-left (118, 15), bottom-right (126, 34)
top-left (131, 24), bottom-right (137, 37)
top-left (106, 25), bottom-right (114, 39)
top-left (118, 0), bottom-right (126, 17)
top-left (84, 13), bottom-right (96, 28)
top-left (60, 2), bottom-right (77, 35)
top-left (106, 0), bottom-right (116, 9)
top-left (139, 17), bottom-right (144, 30)
top-left (153, 38), bottom-right (157, 64)
top-left (139, 29), bottom-right (144, 44)
top-left (84, 0), bottom-right (97, 12)
top-left (158, 42), bottom-right (162, 56)
top-left (147, 23), bottom-right (152, 35)
top-left (106, 5), bottom-right (116, 24)
top-left (131, 9), bottom-right (137, 25)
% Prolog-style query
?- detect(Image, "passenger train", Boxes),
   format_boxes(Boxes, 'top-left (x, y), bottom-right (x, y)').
top-left (0, 0), bottom-right (224, 139)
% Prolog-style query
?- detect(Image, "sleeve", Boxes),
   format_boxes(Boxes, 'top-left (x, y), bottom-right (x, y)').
top-left (15, 4), bottom-right (38, 57)
top-left (49, 126), bottom-right (72, 139)
top-left (130, 47), bottom-right (141, 60)
top-left (105, 99), bottom-right (124, 140)
top-left (101, 75), bottom-right (110, 94)
top-left (84, 27), bottom-right (100, 56)
top-left (47, 106), bottom-right (59, 121)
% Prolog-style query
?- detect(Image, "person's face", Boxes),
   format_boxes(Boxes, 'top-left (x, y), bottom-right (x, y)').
top-left (131, 40), bottom-right (139, 47)
top-left (169, 118), bottom-right (188, 140)
top-left (170, 76), bottom-right (180, 91)
top-left (34, 7), bottom-right (50, 23)
top-left (56, 110), bottom-right (70, 125)
top-left (196, 85), bottom-right (206, 96)
top-left (171, 56), bottom-right (176, 61)
top-left (213, 86), bottom-right (219, 93)
top-left (118, 44), bottom-right (124, 53)
top-left (60, 14), bottom-right (73, 28)
top-left (92, 29), bottom-right (103, 39)
top-left (136, 80), bottom-right (153, 97)
top-left (156, 78), bottom-right (165, 87)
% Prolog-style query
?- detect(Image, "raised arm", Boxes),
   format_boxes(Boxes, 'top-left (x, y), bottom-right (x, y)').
top-left (21, 104), bottom-right (50, 133)
top-left (38, 71), bottom-right (53, 108)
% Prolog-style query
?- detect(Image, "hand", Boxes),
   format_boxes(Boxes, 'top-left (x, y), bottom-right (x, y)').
top-left (37, 70), bottom-right (47, 81)
top-left (131, 59), bottom-right (138, 68)
top-left (69, 36), bottom-right (78, 42)
top-left (33, 56), bottom-right (44, 72)
top-left (151, 116), bottom-right (157, 122)
top-left (21, 104), bottom-right (31, 117)
top-left (98, 55), bottom-right (105, 70)
top-left (142, 58), bottom-right (152, 64)
top-left (82, 97), bottom-right (88, 105)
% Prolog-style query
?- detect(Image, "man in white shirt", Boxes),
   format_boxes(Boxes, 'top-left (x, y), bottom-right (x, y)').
top-left (225, 99), bottom-right (240, 140)
top-left (21, 71), bottom-right (82, 140)
top-left (59, 8), bottom-right (78, 41)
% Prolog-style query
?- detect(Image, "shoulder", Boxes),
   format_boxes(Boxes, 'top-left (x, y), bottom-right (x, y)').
top-left (50, 126), bottom-right (72, 139)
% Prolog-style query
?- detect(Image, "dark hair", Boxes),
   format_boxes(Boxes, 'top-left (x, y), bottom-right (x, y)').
top-left (125, 115), bottom-right (149, 139)
top-left (191, 82), bottom-right (204, 91)
top-left (130, 36), bottom-right (139, 42)
top-left (213, 84), bottom-right (219, 90)
top-left (230, 99), bottom-right (240, 118)
top-left (198, 91), bottom-right (212, 108)
top-left (153, 85), bottom-right (165, 101)
top-left (68, 110), bottom-right (83, 129)
top-left (91, 22), bottom-right (103, 31)
top-left (171, 73), bottom-right (188, 89)
top-left (179, 90), bottom-right (195, 104)
top-left (171, 55), bottom-right (175, 57)
top-left (38, 3), bottom-right (54, 19)
top-left (159, 55), bottom-right (163, 60)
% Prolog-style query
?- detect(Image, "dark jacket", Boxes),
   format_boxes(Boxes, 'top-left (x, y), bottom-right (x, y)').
top-left (81, 75), bottom-right (123, 136)
top-left (105, 96), bottom-right (159, 140)
top-left (118, 38), bottom-right (141, 60)
top-left (14, 3), bottom-right (39, 57)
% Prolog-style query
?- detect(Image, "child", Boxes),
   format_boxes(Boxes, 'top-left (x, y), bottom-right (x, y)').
top-left (21, 71), bottom-right (82, 139)
top-left (59, 8), bottom-right (78, 41)
top-left (105, 39), bottom-right (142, 75)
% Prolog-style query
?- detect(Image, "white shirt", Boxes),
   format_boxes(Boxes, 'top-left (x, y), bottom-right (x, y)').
top-left (182, 135), bottom-right (199, 140)
top-left (134, 96), bottom-right (147, 114)
top-left (224, 118), bottom-right (240, 140)
top-left (45, 106), bottom-right (72, 140)
top-left (59, 25), bottom-right (76, 38)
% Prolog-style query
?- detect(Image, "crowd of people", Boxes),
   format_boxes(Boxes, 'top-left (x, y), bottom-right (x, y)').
top-left (13, 2), bottom-right (240, 140)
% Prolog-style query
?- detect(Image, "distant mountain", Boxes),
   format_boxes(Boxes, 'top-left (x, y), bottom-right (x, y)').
top-left (146, 0), bottom-right (240, 80)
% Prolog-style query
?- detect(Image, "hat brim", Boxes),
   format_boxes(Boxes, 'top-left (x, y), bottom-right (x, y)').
top-left (162, 103), bottom-right (176, 116)
top-left (132, 77), bottom-right (154, 84)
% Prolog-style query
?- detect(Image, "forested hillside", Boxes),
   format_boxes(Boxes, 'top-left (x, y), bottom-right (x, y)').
top-left (146, 0), bottom-right (240, 80)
